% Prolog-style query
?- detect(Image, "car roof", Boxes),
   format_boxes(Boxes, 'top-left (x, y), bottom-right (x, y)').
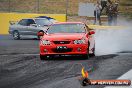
top-left (52, 22), bottom-right (84, 25)
top-left (21, 18), bottom-right (49, 20)
top-left (35, 16), bottom-right (54, 19)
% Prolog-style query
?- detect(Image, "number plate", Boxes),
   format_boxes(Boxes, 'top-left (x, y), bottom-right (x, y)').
top-left (57, 46), bottom-right (67, 49)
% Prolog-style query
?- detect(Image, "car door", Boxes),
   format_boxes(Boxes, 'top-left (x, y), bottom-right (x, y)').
top-left (26, 19), bottom-right (39, 36)
top-left (17, 19), bottom-right (29, 35)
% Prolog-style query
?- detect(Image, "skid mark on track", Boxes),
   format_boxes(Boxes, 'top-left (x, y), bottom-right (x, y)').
top-left (0, 53), bottom-right (39, 56)
top-left (0, 54), bottom-right (119, 88)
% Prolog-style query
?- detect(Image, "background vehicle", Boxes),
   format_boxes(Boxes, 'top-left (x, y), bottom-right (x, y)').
top-left (39, 22), bottom-right (95, 60)
top-left (9, 18), bottom-right (57, 39)
top-left (35, 16), bottom-right (58, 23)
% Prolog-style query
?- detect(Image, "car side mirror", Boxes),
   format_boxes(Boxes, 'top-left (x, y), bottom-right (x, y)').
top-left (37, 32), bottom-right (44, 37)
top-left (30, 24), bottom-right (38, 27)
top-left (89, 31), bottom-right (95, 35)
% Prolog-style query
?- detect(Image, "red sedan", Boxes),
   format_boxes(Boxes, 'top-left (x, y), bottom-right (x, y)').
top-left (38, 22), bottom-right (95, 59)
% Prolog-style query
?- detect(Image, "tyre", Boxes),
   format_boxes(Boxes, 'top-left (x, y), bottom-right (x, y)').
top-left (90, 48), bottom-right (95, 57)
top-left (90, 53), bottom-right (95, 57)
top-left (13, 31), bottom-right (20, 40)
top-left (40, 55), bottom-right (47, 60)
top-left (37, 31), bottom-right (44, 39)
top-left (83, 54), bottom-right (89, 59)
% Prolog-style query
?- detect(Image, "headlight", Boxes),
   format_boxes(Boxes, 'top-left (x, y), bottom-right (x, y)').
top-left (42, 40), bottom-right (50, 45)
top-left (74, 39), bottom-right (86, 44)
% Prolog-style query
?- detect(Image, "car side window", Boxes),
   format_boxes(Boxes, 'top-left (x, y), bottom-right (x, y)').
top-left (27, 19), bottom-right (36, 26)
top-left (18, 19), bottom-right (28, 26)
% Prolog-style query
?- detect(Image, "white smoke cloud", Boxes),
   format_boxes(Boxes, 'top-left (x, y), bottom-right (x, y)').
top-left (95, 18), bottom-right (132, 55)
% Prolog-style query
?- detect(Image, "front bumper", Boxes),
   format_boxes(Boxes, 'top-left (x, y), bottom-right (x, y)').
top-left (40, 44), bottom-right (88, 56)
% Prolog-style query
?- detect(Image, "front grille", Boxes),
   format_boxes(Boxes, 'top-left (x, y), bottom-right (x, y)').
top-left (52, 48), bottom-right (72, 53)
top-left (53, 41), bottom-right (71, 44)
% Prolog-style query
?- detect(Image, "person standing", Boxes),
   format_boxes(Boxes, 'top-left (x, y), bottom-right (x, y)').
top-left (106, 2), bottom-right (114, 25)
top-left (106, 1), bottom-right (118, 26)
top-left (112, 2), bottom-right (119, 25)
top-left (100, 0), bottom-right (112, 12)
top-left (94, 1), bottom-right (102, 25)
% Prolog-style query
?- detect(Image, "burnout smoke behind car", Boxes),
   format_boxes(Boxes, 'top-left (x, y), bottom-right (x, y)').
top-left (95, 19), bottom-right (132, 55)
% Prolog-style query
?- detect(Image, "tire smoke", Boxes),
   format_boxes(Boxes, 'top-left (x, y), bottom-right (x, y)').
top-left (95, 19), bottom-right (132, 55)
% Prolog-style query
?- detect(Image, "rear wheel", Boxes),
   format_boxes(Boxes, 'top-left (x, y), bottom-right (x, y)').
top-left (13, 31), bottom-right (20, 40)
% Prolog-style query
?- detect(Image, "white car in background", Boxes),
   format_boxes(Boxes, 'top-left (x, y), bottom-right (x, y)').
top-left (9, 18), bottom-right (57, 39)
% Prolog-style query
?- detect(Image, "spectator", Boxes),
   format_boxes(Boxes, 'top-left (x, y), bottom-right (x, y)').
top-left (106, 1), bottom-right (118, 25)
top-left (94, 1), bottom-right (102, 25)
top-left (100, 0), bottom-right (112, 12)
top-left (106, 3), bottom-right (113, 25)
top-left (112, 2), bottom-right (119, 25)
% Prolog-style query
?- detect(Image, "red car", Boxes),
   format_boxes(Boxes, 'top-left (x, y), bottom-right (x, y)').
top-left (38, 22), bottom-right (95, 59)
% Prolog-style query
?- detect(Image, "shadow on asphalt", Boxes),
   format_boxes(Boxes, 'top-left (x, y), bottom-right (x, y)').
top-left (12, 38), bottom-right (40, 40)
top-left (41, 56), bottom-right (89, 61)
top-left (0, 35), bottom-right (40, 40)
top-left (40, 54), bottom-right (118, 61)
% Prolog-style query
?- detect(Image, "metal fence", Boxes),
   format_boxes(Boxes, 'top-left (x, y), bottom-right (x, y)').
top-left (0, 0), bottom-right (65, 13)
top-left (0, 0), bottom-right (95, 15)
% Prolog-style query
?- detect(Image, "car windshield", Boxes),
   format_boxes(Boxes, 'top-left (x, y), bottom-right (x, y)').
top-left (47, 24), bottom-right (86, 34)
top-left (35, 19), bottom-right (53, 27)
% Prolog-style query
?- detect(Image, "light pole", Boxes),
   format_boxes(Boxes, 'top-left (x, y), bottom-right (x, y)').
top-left (9, 0), bottom-right (11, 12)
top-left (66, 0), bottom-right (69, 21)
top-left (37, 0), bottom-right (39, 13)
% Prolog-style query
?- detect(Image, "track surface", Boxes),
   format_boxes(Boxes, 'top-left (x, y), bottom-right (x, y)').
top-left (0, 35), bottom-right (132, 88)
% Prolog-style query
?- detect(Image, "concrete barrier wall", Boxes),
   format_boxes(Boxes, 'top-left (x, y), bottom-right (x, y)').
top-left (88, 25), bottom-right (126, 30)
top-left (0, 13), bottom-right (66, 34)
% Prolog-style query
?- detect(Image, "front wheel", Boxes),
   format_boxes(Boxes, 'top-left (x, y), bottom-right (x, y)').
top-left (13, 31), bottom-right (20, 40)
top-left (83, 54), bottom-right (89, 59)
top-left (37, 31), bottom-right (44, 39)
top-left (90, 48), bottom-right (95, 57)
top-left (40, 55), bottom-right (47, 60)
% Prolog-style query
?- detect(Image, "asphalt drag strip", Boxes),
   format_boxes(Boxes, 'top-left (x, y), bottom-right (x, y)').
top-left (0, 35), bottom-right (132, 88)
top-left (0, 53), bottom-right (132, 88)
